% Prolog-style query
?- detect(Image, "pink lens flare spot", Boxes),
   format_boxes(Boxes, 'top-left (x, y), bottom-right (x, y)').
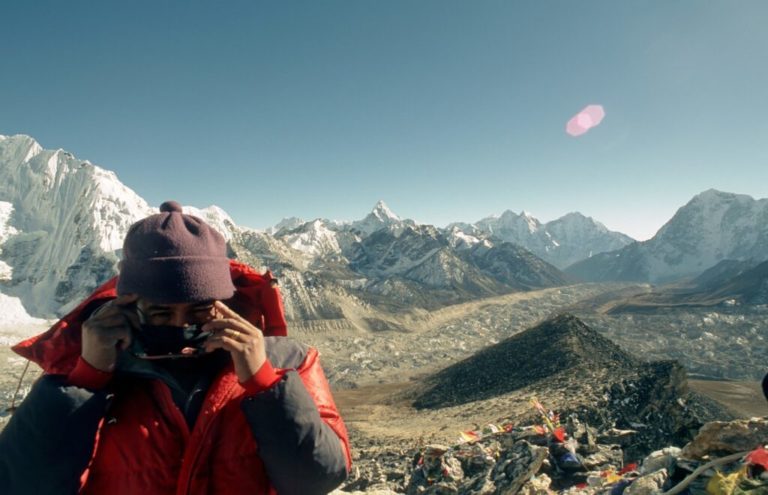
top-left (577, 113), bottom-right (594, 128)
top-left (566, 104), bottom-right (606, 137)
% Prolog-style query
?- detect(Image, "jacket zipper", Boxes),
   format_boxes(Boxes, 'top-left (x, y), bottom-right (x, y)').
top-left (177, 372), bottom-right (240, 495)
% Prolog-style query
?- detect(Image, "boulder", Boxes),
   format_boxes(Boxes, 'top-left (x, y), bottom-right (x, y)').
top-left (624, 468), bottom-right (668, 495)
top-left (681, 418), bottom-right (768, 459)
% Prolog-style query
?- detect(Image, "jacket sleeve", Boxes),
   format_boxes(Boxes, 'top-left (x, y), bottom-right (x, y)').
top-left (0, 375), bottom-right (109, 495)
top-left (240, 347), bottom-right (351, 495)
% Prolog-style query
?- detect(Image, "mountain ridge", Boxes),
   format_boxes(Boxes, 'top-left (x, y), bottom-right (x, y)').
top-left (566, 189), bottom-right (768, 283)
top-left (0, 135), bottom-right (577, 322)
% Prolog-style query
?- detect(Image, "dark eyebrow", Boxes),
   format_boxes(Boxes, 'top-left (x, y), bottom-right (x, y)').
top-left (145, 305), bottom-right (173, 312)
top-left (191, 301), bottom-right (215, 308)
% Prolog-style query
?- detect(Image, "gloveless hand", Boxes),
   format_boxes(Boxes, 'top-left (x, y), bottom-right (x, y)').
top-left (202, 301), bottom-right (268, 383)
top-left (81, 294), bottom-right (139, 372)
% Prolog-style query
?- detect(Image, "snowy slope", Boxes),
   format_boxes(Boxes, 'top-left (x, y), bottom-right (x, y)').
top-left (0, 202), bottom-right (18, 281)
top-left (0, 135), bottom-right (151, 317)
top-left (350, 200), bottom-right (412, 236)
top-left (543, 212), bottom-right (635, 268)
top-left (459, 210), bottom-right (634, 268)
top-left (567, 190), bottom-right (768, 283)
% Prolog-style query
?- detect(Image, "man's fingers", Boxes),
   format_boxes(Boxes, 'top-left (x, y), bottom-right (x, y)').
top-left (89, 326), bottom-right (132, 350)
top-left (119, 308), bottom-right (140, 330)
top-left (91, 298), bottom-right (134, 319)
top-left (116, 334), bottom-right (133, 351)
top-left (113, 294), bottom-right (139, 306)
top-left (94, 324), bottom-right (132, 338)
top-left (204, 335), bottom-right (242, 354)
top-left (89, 314), bottom-right (127, 326)
top-left (202, 318), bottom-right (256, 335)
top-left (213, 301), bottom-right (246, 322)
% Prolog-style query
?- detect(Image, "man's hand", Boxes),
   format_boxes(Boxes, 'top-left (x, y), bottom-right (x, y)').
top-left (202, 301), bottom-right (268, 384)
top-left (81, 294), bottom-right (139, 372)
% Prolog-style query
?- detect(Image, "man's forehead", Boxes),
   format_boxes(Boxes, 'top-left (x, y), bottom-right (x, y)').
top-left (137, 299), bottom-right (217, 310)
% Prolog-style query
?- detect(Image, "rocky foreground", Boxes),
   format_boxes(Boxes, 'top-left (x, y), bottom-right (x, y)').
top-left (333, 416), bottom-right (768, 495)
top-left (329, 315), bottom-right (766, 494)
top-left (1, 313), bottom-right (766, 494)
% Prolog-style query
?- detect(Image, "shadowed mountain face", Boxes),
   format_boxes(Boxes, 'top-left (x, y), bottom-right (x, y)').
top-left (466, 242), bottom-right (575, 289)
top-left (601, 259), bottom-right (768, 314)
top-left (704, 259), bottom-right (768, 303)
top-left (413, 314), bottom-right (639, 409)
top-left (691, 259), bottom-right (759, 291)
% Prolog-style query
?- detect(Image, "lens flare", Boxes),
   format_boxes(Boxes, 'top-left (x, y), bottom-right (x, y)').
top-left (566, 104), bottom-right (605, 137)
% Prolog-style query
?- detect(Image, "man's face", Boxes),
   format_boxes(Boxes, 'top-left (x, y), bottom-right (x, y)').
top-left (136, 299), bottom-right (218, 327)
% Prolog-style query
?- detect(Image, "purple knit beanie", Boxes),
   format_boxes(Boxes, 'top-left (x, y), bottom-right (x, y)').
top-left (117, 201), bottom-right (235, 303)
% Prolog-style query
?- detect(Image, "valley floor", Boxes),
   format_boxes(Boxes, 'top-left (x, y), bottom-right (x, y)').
top-left (1, 282), bottom-right (766, 448)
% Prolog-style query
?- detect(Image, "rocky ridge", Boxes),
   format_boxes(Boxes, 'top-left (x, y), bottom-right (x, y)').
top-left (328, 314), bottom-right (748, 494)
top-left (413, 315), bottom-right (638, 409)
top-left (463, 210), bottom-right (634, 269)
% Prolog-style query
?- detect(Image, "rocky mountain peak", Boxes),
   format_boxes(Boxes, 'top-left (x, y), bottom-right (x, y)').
top-left (469, 209), bottom-right (633, 269)
top-left (267, 216), bottom-right (305, 235)
top-left (550, 211), bottom-right (591, 226)
top-left (352, 200), bottom-right (407, 236)
top-left (495, 210), bottom-right (541, 233)
top-left (567, 190), bottom-right (768, 283)
top-left (690, 188), bottom-right (748, 204)
top-left (371, 200), bottom-right (400, 221)
top-left (413, 314), bottom-right (639, 409)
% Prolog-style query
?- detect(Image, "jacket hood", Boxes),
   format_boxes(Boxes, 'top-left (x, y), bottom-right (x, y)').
top-left (12, 260), bottom-right (288, 375)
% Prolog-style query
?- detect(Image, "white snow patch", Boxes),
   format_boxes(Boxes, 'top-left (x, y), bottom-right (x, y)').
top-left (0, 292), bottom-right (51, 338)
top-left (283, 220), bottom-right (341, 257)
top-left (372, 200), bottom-right (400, 221)
top-left (22, 140), bottom-right (43, 163)
top-left (183, 204), bottom-right (237, 241)
top-left (0, 202), bottom-right (19, 244)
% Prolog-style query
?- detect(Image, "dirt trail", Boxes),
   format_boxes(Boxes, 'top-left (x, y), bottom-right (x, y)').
top-left (689, 379), bottom-right (767, 419)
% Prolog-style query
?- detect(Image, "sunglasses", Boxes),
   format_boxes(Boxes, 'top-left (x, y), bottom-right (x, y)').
top-left (130, 307), bottom-right (215, 360)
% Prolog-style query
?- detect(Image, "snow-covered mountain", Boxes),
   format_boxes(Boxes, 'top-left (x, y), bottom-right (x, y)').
top-left (0, 133), bottom-right (617, 326)
top-left (0, 135), bottom-right (251, 319)
top-left (567, 189), bottom-right (768, 283)
top-left (0, 135), bottom-right (152, 316)
top-left (543, 212), bottom-right (635, 267)
top-left (450, 210), bottom-right (634, 269)
top-left (350, 200), bottom-right (415, 236)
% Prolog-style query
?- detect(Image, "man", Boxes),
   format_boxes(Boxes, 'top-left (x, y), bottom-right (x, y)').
top-left (763, 372), bottom-right (767, 402)
top-left (0, 201), bottom-right (351, 494)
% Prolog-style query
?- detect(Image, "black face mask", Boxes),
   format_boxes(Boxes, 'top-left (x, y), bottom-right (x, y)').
top-left (130, 324), bottom-right (213, 359)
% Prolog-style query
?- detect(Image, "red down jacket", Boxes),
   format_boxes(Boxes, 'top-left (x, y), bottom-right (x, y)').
top-left (2, 260), bottom-right (351, 495)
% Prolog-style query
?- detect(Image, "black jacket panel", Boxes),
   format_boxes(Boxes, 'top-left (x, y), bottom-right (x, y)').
top-left (0, 375), bottom-right (108, 495)
top-left (241, 371), bottom-right (348, 495)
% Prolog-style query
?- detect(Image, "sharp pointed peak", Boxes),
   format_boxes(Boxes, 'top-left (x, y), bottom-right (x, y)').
top-left (370, 200), bottom-right (400, 220)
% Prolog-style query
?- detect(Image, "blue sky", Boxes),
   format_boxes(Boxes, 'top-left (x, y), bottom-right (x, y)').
top-left (1, 1), bottom-right (767, 240)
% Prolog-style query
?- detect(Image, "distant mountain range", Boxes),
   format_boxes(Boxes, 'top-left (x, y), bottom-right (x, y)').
top-left (566, 189), bottom-right (768, 283)
top-left (2, 134), bottom-right (768, 325)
